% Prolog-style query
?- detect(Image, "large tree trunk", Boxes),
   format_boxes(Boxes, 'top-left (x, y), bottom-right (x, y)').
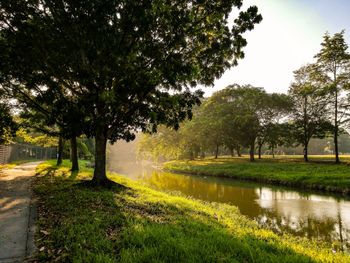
top-left (236, 146), bottom-right (241, 157)
top-left (258, 144), bottom-right (262, 159)
top-left (303, 147), bottom-right (309, 162)
top-left (334, 129), bottom-right (340, 163)
top-left (56, 136), bottom-right (63, 166)
top-left (303, 96), bottom-right (309, 162)
top-left (303, 140), bottom-right (309, 162)
top-left (214, 144), bottom-right (219, 159)
top-left (230, 147), bottom-right (235, 157)
top-left (70, 136), bottom-right (79, 172)
top-left (334, 82), bottom-right (340, 163)
top-left (194, 148), bottom-right (200, 159)
top-left (92, 129), bottom-right (109, 185)
top-left (189, 151), bottom-right (194, 160)
top-left (249, 141), bottom-right (255, 162)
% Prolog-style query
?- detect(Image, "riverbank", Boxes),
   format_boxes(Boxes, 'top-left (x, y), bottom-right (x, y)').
top-left (163, 156), bottom-right (350, 195)
top-left (32, 160), bottom-right (349, 262)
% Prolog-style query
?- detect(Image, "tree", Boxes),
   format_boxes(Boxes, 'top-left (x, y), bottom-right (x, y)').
top-left (0, 103), bottom-right (17, 144)
top-left (222, 116), bottom-right (241, 157)
top-left (137, 127), bottom-right (183, 162)
top-left (315, 31), bottom-right (350, 163)
top-left (196, 98), bottom-right (226, 159)
top-left (255, 93), bottom-right (292, 159)
top-left (57, 136), bottom-right (64, 166)
top-left (214, 85), bottom-right (290, 161)
top-left (203, 90), bottom-right (243, 158)
top-left (19, 109), bottom-right (63, 165)
top-left (211, 85), bottom-right (261, 161)
top-left (289, 64), bottom-right (331, 162)
top-left (18, 92), bottom-right (85, 171)
top-left (0, 30), bottom-right (18, 144)
top-left (15, 128), bottom-right (58, 147)
top-left (138, 86), bottom-right (292, 161)
top-left (137, 107), bottom-right (213, 162)
top-left (263, 123), bottom-right (291, 158)
top-left (176, 110), bottom-right (208, 160)
top-left (1, 0), bottom-right (262, 185)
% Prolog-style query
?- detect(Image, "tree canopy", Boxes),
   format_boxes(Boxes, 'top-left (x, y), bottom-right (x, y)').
top-left (315, 30), bottom-right (350, 163)
top-left (288, 64), bottom-right (332, 161)
top-left (138, 85), bottom-right (292, 161)
top-left (0, 0), bottom-right (262, 184)
top-left (0, 102), bottom-right (17, 144)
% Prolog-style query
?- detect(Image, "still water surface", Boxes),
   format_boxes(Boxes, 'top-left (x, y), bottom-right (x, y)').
top-left (113, 163), bottom-right (350, 250)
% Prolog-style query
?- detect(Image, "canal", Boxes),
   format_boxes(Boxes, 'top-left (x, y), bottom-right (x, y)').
top-left (112, 163), bottom-right (350, 250)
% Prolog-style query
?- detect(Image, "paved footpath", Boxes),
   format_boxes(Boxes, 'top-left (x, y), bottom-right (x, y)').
top-left (0, 162), bottom-right (40, 263)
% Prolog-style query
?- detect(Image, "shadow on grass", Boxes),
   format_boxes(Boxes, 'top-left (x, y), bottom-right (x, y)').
top-left (34, 171), bottom-right (129, 262)
top-left (76, 179), bottom-right (129, 193)
top-left (36, 166), bottom-right (55, 174)
top-left (69, 170), bottom-right (79, 180)
top-left (118, 200), bottom-right (318, 263)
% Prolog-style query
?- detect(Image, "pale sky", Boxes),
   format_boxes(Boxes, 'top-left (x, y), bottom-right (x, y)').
top-left (205, 0), bottom-right (350, 96)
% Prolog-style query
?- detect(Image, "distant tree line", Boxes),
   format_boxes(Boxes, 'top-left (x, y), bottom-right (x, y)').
top-left (138, 31), bottom-right (350, 163)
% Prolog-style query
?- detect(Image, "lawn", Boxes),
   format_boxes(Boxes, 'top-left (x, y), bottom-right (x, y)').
top-left (32, 160), bottom-right (349, 262)
top-left (164, 156), bottom-right (350, 194)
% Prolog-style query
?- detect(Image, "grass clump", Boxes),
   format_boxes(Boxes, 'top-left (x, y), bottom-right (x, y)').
top-left (164, 156), bottom-right (350, 194)
top-left (33, 160), bottom-right (350, 262)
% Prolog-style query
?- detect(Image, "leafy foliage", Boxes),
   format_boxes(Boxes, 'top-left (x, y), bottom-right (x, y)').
top-left (1, 0), bottom-right (262, 183)
top-left (288, 64), bottom-right (333, 161)
top-left (314, 31), bottom-right (350, 163)
top-left (0, 102), bottom-right (17, 144)
top-left (15, 128), bottom-right (58, 147)
top-left (138, 85), bottom-right (292, 161)
top-left (139, 31), bottom-right (350, 163)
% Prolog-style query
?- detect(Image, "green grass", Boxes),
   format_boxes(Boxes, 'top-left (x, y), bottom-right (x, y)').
top-left (32, 160), bottom-right (350, 262)
top-left (36, 159), bottom-right (93, 177)
top-left (164, 156), bottom-right (350, 194)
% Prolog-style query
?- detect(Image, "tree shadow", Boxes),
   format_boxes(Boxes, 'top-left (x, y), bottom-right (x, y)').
top-left (76, 179), bottom-right (129, 193)
top-left (33, 166), bottom-right (341, 262)
top-left (69, 170), bottom-right (79, 180)
top-left (33, 174), bottom-right (129, 262)
top-left (117, 200), bottom-right (321, 263)
top-left (0, 173), bottom-right (35, 220)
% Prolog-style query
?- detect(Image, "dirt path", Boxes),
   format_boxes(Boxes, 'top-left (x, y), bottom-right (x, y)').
top-left (0, 162), bottom-right (40, 263)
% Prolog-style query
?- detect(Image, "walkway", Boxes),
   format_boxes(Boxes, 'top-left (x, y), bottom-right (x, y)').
top-left (0, 162), bottom-right (39, 263)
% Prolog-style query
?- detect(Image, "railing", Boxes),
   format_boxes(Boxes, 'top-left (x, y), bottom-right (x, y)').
top-left (0, 144), bottom-right (57, 164)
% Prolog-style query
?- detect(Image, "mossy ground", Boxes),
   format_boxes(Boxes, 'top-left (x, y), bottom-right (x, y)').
top-left (33, 160), bottom-right (349, 262)
top-left (164, 155), bottom-right (350, 194)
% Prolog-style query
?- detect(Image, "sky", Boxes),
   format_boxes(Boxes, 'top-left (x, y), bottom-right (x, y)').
top-left (205, 0), bottom-right (350, 96)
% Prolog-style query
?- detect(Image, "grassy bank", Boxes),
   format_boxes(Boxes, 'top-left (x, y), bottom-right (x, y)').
top-left (164, 156), bottom-right (350, 194)
top-left (33, 160), bottom-right (349, 262)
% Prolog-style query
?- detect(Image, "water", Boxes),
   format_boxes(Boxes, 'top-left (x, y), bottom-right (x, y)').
top-left (112, 163), bottom-right (350, 250)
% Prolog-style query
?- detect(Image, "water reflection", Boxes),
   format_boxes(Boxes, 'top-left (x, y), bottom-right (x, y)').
top-left (113, 163), bottom-right (350, 250)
